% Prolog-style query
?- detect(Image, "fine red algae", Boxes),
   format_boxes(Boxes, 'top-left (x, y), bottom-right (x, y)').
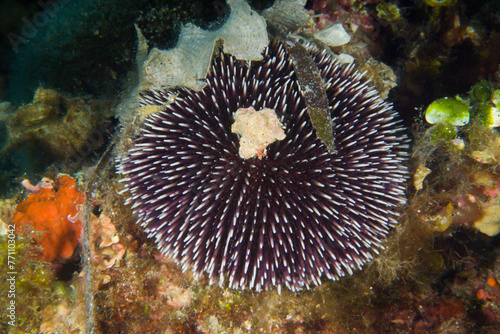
top-left (14, 175), bottom-right (84, 261)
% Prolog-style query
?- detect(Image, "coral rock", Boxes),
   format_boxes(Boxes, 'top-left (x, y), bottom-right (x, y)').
top-left (6, 87), bottom-right (112, 159)
top-left (14, 175), bottom-right (84, 261)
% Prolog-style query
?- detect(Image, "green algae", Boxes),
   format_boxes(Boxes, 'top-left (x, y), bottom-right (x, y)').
top-left (0, 234), bottom-right (56, 332)
top-left (425, 97), bottom-right (470, 126)
top-left (426, 123), bottom-right (458, 142)
top-left (376, 3), bottom-right (401, 22)
top-left (422, 0), bottom-right (456, 7)
top-left (469, 80), bottom-right (494, 104)
top-left (475, 103), bottom-right (500, 128)
top-left (425, 80), bottom-right (500, 132)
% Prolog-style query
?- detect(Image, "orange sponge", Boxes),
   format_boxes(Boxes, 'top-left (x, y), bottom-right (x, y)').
top-left (14, 175), bottom-right (85, 261)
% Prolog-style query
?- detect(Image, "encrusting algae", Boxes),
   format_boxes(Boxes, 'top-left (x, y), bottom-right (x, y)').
top-left (14, 175), bottom-right (84, 262)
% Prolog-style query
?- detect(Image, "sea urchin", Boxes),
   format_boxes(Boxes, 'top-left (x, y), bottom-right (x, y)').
top-left (118, 41), bottom-right (409, 292)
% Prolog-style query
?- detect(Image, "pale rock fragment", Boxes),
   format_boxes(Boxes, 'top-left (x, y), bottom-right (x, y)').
top-left (336, 53), bottom-right (355, 64)
top-left (262, 0), bottom-right (309, 34)
top-left (472, 150), bottom-right (496, 164)
top-left (314, 23), bottom-right (351, 47)
top-left (414, 164), bottom-right (431, 191)
top-left (451, 138), bottom-right (465, 150)
top-left (474, 201), bottom-right (500, 236)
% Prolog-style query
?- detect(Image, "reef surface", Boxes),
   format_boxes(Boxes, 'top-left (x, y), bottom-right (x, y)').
top-left (0, 0), bottom-right (499, 333)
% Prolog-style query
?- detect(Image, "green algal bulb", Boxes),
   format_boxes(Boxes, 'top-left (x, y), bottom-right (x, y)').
top-left (425, 97), bottom-right (470, 126)
top-left (469, 80), bottom-right (494, 104)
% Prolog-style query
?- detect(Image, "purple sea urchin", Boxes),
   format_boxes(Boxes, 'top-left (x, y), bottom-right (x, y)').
top-left (118, 41), bottom-right (409, 292)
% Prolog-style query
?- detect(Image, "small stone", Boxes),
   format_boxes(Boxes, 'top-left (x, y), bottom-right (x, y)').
top-left (451, 138), bottom-right (465, 149)
top-left (472, 150), bottom-right (496, 164)
top-left (474, 201), bottom-right (500, 236)
top-left (314, 23), bottom-right (351, 47)
top-left (430, 203), bottom-right (454, 232)
top-left (336, 53), bottom-right (355, 64)
top-left (414, 164), bottom-right (432, 191)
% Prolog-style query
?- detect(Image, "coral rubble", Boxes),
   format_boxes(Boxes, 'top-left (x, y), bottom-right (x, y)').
top-left (4, 87), bottom-right (113, 160)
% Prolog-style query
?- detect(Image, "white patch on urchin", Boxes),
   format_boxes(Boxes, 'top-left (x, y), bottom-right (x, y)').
top-left (231, 106), bottom-right (286, 159)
